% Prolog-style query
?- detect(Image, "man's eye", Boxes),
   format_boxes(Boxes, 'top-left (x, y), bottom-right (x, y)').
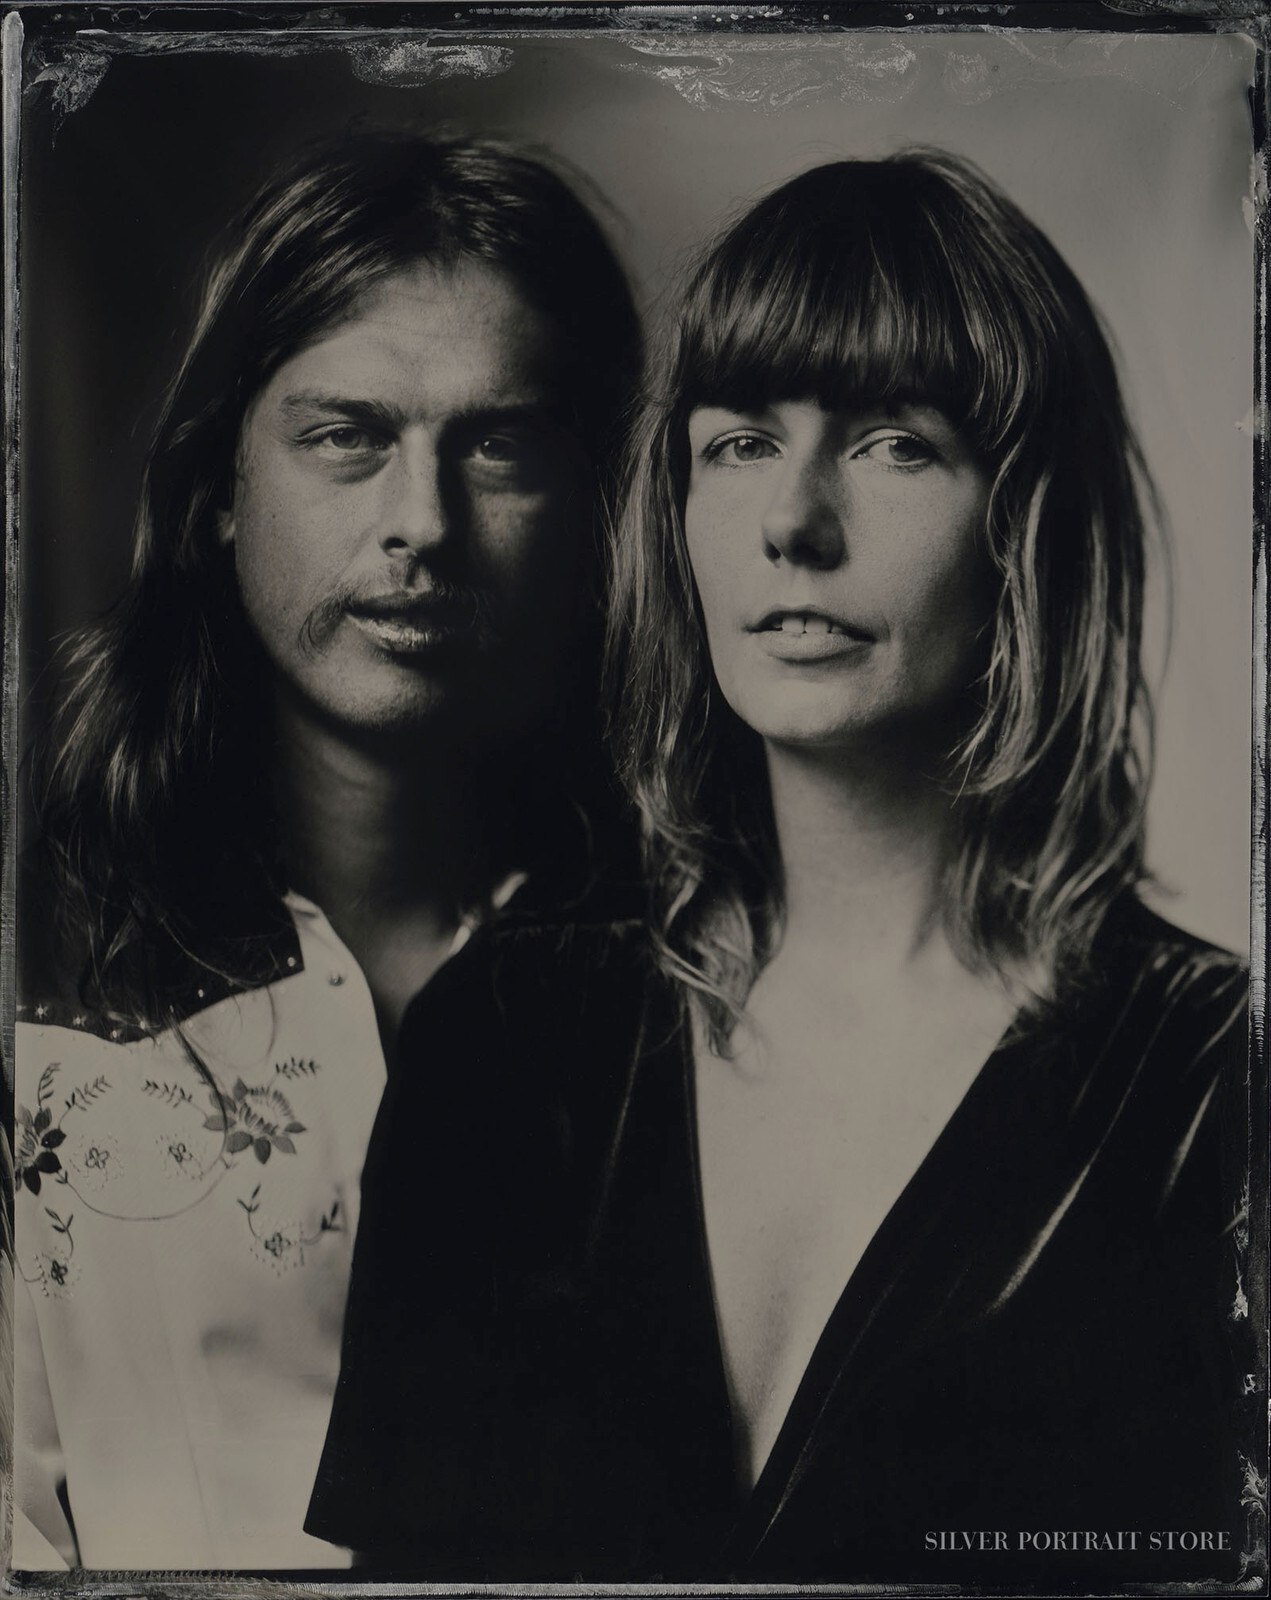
top-left (473, 434), bottom-right (529, 464)
top-left (303, 425), bottom-right (387, 457)
top-left (704, 433), bottom-right (780, 466)
top-left (857, 433), bottom-right (937, 469)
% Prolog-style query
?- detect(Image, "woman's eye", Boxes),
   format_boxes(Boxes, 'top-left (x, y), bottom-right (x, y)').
top-left (706, 433), bottom-right (780, 466)
top-left (858, 433), bottom-right (937, 469)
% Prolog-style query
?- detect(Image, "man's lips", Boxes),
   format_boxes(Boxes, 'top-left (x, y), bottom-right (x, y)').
top-left (299, 583), bottom-right (495, 656)
top-left (344, 592), bottom-right (486, 653)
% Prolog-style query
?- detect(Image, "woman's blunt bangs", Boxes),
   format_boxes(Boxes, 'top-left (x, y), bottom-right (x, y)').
top-left (675, 170), bottom-right (967, 430)
top-left (675, 155), bottom-right (1056, 460)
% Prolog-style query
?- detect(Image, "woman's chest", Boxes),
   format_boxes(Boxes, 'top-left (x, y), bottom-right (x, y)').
top-left (693, 981), bottom-right (1015, 1485)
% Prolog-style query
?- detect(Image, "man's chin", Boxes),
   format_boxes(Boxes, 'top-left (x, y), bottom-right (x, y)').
top-left (277, 678), bottom-right (557, 759)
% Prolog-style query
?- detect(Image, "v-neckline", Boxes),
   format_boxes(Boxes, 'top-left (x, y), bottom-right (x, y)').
top-left (675, 995), bottom-right (1059, 1559)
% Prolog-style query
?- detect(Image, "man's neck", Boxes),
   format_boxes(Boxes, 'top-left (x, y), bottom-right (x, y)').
top-left (272, 695), bottom-right (490, 1056)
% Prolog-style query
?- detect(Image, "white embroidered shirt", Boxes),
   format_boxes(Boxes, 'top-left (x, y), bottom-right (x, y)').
top-left (13, 893), bottom-right (394, 1571)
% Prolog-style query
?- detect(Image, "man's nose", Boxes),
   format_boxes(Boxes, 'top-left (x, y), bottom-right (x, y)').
top-left (377, 439), bottom-right (451, 558)
top-left (760, 452), bottom-right (846, 569)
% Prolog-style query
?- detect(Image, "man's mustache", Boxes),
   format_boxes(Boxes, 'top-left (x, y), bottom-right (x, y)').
top-left (298, 575), bottom-right (501, 655)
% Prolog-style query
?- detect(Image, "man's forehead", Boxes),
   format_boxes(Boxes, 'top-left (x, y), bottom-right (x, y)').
top-left (267, 259), bottom-right (568, 410)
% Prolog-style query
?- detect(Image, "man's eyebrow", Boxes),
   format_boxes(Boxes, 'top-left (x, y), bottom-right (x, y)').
top-left (275, 394), bottom-right (568, 431)
top-left (277, 393), bottom-right (407, 429)
top-left (448, 402), bottom-right (569, 431)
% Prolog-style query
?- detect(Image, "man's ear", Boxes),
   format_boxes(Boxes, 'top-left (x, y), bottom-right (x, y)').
top-left (216, 508), bottom-right (236, 547)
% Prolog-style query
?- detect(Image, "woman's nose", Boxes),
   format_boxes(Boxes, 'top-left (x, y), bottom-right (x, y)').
top-left (760, 454), bottom-right (846, 568)
top-left (377, 440), bottom-right (451, 558)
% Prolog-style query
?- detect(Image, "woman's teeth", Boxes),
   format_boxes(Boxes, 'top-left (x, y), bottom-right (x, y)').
top-left (776, 615), bottom-right (842, 635)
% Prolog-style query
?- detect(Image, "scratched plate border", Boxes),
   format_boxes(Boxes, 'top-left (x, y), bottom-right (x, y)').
top-left (0, 4), bottom-right (1266, 1597)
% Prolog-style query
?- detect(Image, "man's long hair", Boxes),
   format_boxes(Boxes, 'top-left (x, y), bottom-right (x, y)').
top-left (34, 129), bottom-right (641, 1030)
top-left (607, 151), bottom-right (1156, 1054)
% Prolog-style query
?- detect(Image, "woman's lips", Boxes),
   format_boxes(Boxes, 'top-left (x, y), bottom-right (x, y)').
top-left (749, 610), bottom-right (873, 661)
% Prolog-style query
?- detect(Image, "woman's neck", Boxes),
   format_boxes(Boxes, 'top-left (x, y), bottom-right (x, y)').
top-left (765, 739), bottom-right (959, 972)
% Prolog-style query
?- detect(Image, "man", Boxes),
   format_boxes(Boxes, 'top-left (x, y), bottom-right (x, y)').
top-left (13, 130), bottom-right (640, 1570)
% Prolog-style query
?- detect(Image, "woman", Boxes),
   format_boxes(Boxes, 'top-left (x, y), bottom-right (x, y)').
top-left (309, 152), bottom-right (1254, 1583)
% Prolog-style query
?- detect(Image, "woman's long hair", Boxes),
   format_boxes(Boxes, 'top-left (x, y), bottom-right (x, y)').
top-left (34, 128), bottom-right (641, 1031)
top-left (607, 151), bottom-right (1156, 1053)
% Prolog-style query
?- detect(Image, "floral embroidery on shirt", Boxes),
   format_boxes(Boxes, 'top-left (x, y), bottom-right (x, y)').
top-left (16, 1065), bottom-right (72, 1195)
top-left (16, 1106), bottom-right (66, 1195)
top-left (237, 1184), bottom-right (344, 1274)
top-left (24, 1206), bottom-right (76, 1298)
top-left (204, 1078), bottom-right (308, 1165)
top-left (62, 1074), bottom-right (112, 1113)
top-left (18, 1038), bottom-right (343, 1277)
top-left (274, 1056), bottom-right (320, 1080)
top-left (142, 1078), bottom-right (197, 1110)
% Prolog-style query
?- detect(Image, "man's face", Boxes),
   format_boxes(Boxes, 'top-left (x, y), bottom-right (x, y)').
top-left (220, 259), bottom-right (589, 749)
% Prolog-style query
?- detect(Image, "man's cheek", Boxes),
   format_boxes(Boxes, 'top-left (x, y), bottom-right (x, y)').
top-left (483, 530), bottom-right (569, 608)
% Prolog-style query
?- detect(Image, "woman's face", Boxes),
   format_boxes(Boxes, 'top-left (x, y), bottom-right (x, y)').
top-left (683, 399), bottom-right (995, 755)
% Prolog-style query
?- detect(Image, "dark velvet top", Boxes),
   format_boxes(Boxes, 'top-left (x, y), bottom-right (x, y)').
top-left (307, 900), bottom-right (1259, 1588)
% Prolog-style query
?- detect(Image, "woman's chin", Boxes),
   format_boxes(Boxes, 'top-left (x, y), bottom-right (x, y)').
top-left (721, 672), bottom-right (977, 761)
top-left (743, 707), bottom-right (963, 769)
